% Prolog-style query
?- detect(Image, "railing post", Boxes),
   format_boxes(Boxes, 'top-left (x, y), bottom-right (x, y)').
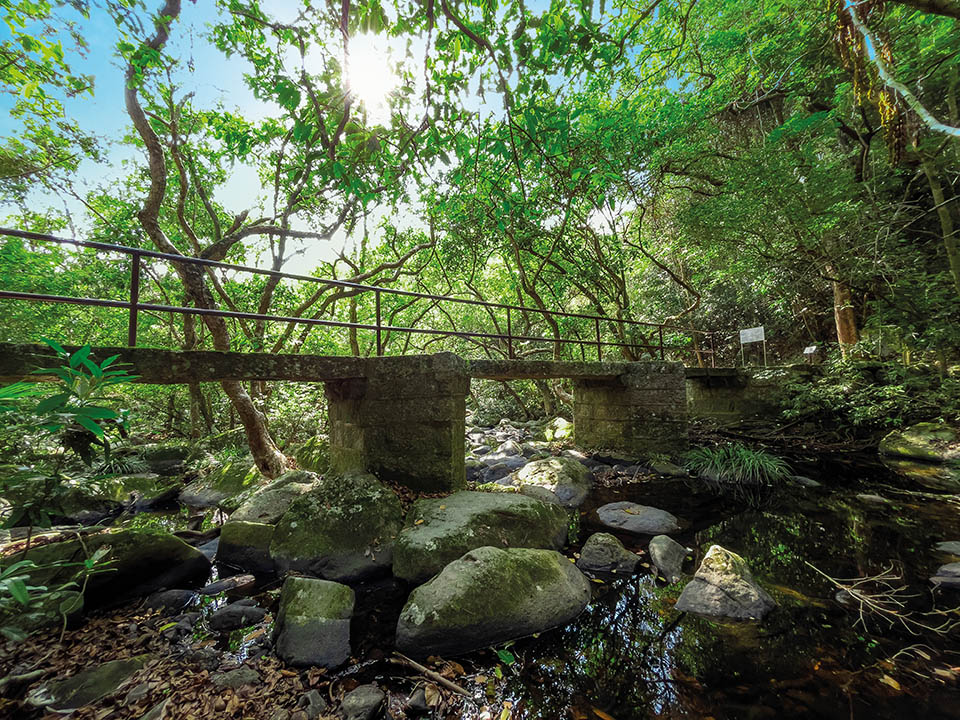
top-left (658, 326), bottom-right (665, 360)
top-left (506, 307), bottom-right (513, 360)
top-left (709, 332), bottom-right (717, 368)
top-left (375, 289), bottom-right (382, 356)
top-left (595, 317), bottom-right (602, 361)
top-left (127, 251), bottom-right (141, 347)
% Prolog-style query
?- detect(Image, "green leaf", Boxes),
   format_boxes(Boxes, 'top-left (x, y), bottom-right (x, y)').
top-left (75, 415), bottom-right (104, 437)
top-left (74, 406), bottom-right (119, 419)
top-left (81, 358), bottom-right (102, 377)
top-left (40, 338), bottom-right (66, 355)
top-left (69, 345), bottom-right (91, 369)
top-left (8, 578), bottom-right (29, 606)
top-left (35, 392), bottom-right (70, 413)
top-left (496, 649), bottom-right (515, 665)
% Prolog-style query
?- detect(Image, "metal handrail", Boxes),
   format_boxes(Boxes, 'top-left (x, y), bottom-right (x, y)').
top-left (0, 227), bottom-right (717, 365)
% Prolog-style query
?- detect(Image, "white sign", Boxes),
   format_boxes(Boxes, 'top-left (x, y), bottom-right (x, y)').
top-left (739, 326), bottom-right (765, 344)
top-left (803, 345), bottom-right (818, 355)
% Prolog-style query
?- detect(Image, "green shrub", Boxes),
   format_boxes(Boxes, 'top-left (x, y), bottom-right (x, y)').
top-left (683, 443), bottom-right (791, 505)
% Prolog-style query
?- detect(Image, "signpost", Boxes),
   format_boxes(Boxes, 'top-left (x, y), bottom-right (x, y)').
top-left (739, 326), bottom-right (767, 366)
top-left (803, 345), bottom-right (818, 364)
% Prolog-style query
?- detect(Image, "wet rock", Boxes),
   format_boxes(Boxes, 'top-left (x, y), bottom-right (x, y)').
top-left (596, 501), bottom-right (681, 535)
top-left (230, 471), bottom-right (321, 525)
top-left (274, 576), bottom-right (354, 668)
top-left (650, 461), bottom-right (688, 478)
top-left (144, 589), bottom-right (197, 613)
top-left (482, 463), bottom-right (517, 483)
top-left (648, 535), bottom-right (688, 583)
top-left (182, 646), bottom-right (220, 669)
top-left (298, 689), bottom-right (328, 719)
top-left (199, 573), bottom-right (256, 596)
top-left (503, 456), bottom-right (593, 508)
top-left (465, 458), bottom-right (485, 483)
top-left (179, 456), bottom-right (264, 509)
top-left (880, 422), bottom-right (960, 463)
top-left (209, 602), bottom-right (267, 631)
top-left (270, 473), bottom-right (403, 582)
top-left (675, 545), bottom-right (776, 620)
top-left (211, 665), bottom-right (260, 689)
top-left (881, 456), bottom-right (960, 492)
top-left (138, 443), bottom-right (192, 475)
top-left (341, 684), bottom-right (385, 720)
top-left (856, 493), bottom-right (890, 506)
top-left (217, 521), bottom-right (276, 574)
top-left (407, 686), bottom-right (429, 713)
top-left (124, 682), bottom-right (150, 705)
top-left (935, 541), bottom-right (960, 555)
top-left (931, 562), bottom-right (960, 590)
top-left (198, 538), bottom-right (219, 561)
top-left (393, 491), bottom-right (569, 585)
top-left (7, 528), bottom-right (210, 610)
top-left (293, 436), bottom-right (329, 474)
top-left (544, 417), bottom-right (573, 442)
top-left (396, 546), bottom-right (591, 657)
top-left (28, 655), bottom-right (152, 711)
top-left (790, 475), bottom-right (822, 488)
top-left (473, 444), bottom-right (491, 456)
top-left (576, 533), bottom-right (640, 574)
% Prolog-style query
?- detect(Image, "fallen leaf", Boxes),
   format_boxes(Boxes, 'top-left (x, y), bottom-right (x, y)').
top-left (424, 683), bottom-right (441, 707)
top-left (879, 674), bottom-right (901, 691)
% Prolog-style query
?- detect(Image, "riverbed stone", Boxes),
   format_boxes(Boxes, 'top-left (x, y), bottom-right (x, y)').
top-left (209, 602), bottom-right (267, 631)
top-left (341, 685), bottom-right (385, 720)
top-left (576, 532), bottom-right (641, 574)
top-left (274, 577), bottom-right (354, 668)
top-left (138, 443), bottom-right (192, 475)
top-left (675, 545), bottom-right (776, 619)
top-left (650, 461), bottom-right (687, 478)
top-left (544, 417), bottom-right (574, 442)
top-left (931, 562), bottom-right (960, 590)
top-left (396, 546), bottom-right (591, 656)
top-left (6, 528), bottom-right (210, 609)
top-left (217, 520), bottom-right (276, 574)
top-left (935, 541), bottom-right (960, 556)
top-left (880, 422), bottom-right (960, 463)
top-left (501, 456), bottom-right (593, 508)
top-left (144, 589), bottom-right (197, 613)
top-left (229, 471), bottom-right (321, 525)
top-left (211, 666), bottom-right (261, 689)
top-left (270, 473), bottom-right (403, 582)
top-left (179, 456), bottom-right (264, 508)
top-left (596, 501), bottom-right (681, 535)
top-left (29, 655), bottom-right (152, 711)
top-left (393, 491), bottom-right (569, 584)
top-left (648, 534), bottom-right (688, 583)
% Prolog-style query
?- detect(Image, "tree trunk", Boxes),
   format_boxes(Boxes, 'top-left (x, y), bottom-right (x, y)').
top-left (829, 269), bottom-right (860, 356)
top-left (920, 155), bottom-right (960, 300)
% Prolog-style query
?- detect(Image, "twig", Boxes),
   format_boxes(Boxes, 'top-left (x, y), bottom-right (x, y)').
top-left (0, 668), bottom-right (46, 690)
top-left (388, 653), bottom-right (470, 697)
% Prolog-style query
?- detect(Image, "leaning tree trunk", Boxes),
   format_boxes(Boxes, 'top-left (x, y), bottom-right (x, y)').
top-left (123, 0), bottom-right (286, 478)
top-left (827, 264), bottom-right (860, 357)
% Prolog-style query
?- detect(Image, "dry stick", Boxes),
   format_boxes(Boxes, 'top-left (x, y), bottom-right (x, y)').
top-left (389, 653), bottom-right (471, 697)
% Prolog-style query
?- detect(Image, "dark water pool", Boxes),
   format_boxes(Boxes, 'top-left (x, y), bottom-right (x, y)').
top-left (382, 456), bottom-right (960, 719)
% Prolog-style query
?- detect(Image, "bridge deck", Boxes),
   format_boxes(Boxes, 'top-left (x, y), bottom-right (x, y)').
top-left (0, 343), bottom-right (735, 384)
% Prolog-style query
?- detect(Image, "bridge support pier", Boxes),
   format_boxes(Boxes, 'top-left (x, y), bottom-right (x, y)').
top-left (324, 353), bottom-right (468, 492)
top-left (572, 362), bottom-right (688, 457)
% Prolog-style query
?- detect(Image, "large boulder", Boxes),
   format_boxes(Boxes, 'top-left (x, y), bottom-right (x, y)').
top-left (137, 443), bottom-right (192, 475)
top-left (393, 491), bottom-right (569, 585)
top-left (217, 521), bottom-right (275, 575)
top-left (544, 417), bottom-right (573, 442)
top-left (596, 501), bottom-right (681, 535)
top-left (396, 546), bottom-right (591, 657)
top-left (503, 456), bottom-right (593, 508)
top-left (880, 422), bottom-right (960, 464)
top-left (270, 473), bottom-right (403, 582)
top-left (27, 655), bottom-right (152, 711)
top-left (6, 528), bottom-right (210, 610)
top-left (648, 534), bottom-right (688, 583)
top-left (229, 470), bottom-right (320, 525)
top-left (675, 545), bottom-right (776, 620)
top-left (274, 577), bottom-right (354, 668)
top-left (179, 456), bottom-right (264, 509)
top-left (575, 532), bottom-right (640, 574)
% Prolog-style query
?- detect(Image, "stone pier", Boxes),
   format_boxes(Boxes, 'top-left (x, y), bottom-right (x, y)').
top-left (325, 353), bottom-right (469, 492)
top-left (571, 362), bottom-right (688, 455)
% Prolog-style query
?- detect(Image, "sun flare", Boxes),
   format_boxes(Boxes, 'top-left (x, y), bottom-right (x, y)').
top-left (347, 37), bottom-right (397, 125)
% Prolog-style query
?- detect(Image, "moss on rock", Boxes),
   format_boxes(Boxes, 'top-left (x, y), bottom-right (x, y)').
top-left (505, 456), bottom-right (593, 508)
top-left (179, 457), bottom-right (264, 509)
top-left (270, 473), bottom-right (403, 582)
top-left (393, 491), bottom-right (569, 585)
top-left (294, 436), bottom-right (330, 474)
top-left (396, 546), bottom-right (591, 656)
top-left (880, 422), bottom-right (960, 464)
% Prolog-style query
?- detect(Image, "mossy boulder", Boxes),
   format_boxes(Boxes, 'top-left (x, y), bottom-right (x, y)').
top-left (230, 470), bottom-right (321, 525)
top-left (273, 576), bottom-right (354, 668)
top-left (138, 443), bottom-right (192, 475)
top-left (502, 456), bottom-right (593, 508)
top-left (270, 473), bottom-right (403, 582)
top-left (217, 520), bottom-right (276, 575)
top-left (5, 528), bottom-right (210, 610)
top-left (179, 456), bottom-right (264, 509)
top-left (880, 422), bottom-right (960, 464)
top-left (575, 532), bottom-right (640, 574)
top-left (396, 546), bottom-right (591, 657)
top-left (544, 417), bottom-right (573, 442)
top-left (675, 545), bottom-right (775, 619)
top-left (294, 436), bottom-right (330, 474)
top-left (393, 491), bottom-right (569, 585)
top-left (29, 655), bottom-right (153, 711)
